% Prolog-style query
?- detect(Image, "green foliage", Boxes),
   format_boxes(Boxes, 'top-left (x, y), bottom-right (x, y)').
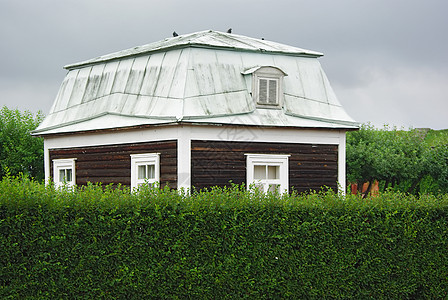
top-left (0, 106), bottom-right (44, 181)
top-left (1, 177), bottom-right (448, 298)
top-left (347, 124), bottom-right (448, 194)
top-left (422, 144), bottom-right (448, 192)
top-left (424, 129), bottom-right (448, 147)
top-left (346, 123), bottom-right (378, 184)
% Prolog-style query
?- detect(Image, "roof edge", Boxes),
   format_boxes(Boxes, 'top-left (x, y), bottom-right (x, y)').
top-left (283, 111), bottom-right (360, 129)
top-left (32, 112), bottom-right (178, 136)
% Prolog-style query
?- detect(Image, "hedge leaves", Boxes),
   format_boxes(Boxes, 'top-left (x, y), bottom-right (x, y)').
top-left (1, 177), bottom-right (448, 298)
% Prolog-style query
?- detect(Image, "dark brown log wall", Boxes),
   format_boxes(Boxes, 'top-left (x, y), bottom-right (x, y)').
top-left (191, 140), bottom-right (338, 193)
top-left (49, 140), bottom-right (177, 188)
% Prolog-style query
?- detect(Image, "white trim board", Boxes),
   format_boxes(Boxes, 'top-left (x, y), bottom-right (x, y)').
top-left (44, 125), bottom-right (344, 150)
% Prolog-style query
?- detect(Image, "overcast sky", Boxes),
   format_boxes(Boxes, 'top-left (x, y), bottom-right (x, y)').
top-left (1, 0), bottom-right (447, 129)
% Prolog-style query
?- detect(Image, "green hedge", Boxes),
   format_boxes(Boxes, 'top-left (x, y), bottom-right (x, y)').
top-left (1, 176), bottom-right (448, 298)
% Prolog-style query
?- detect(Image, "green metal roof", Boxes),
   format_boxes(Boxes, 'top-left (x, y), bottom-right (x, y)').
top-left (34, 30), bottom-right (357, 135)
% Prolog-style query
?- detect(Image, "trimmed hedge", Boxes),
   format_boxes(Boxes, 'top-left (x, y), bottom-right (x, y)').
top-left (1, 176), bottom-right (448, 298)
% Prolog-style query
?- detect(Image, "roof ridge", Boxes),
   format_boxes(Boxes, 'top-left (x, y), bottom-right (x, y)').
top-left (64, 30), bottom-right (323, 70)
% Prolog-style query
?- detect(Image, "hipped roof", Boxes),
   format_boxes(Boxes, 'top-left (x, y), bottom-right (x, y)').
top-left (34, 30), bottom-right (357, 135)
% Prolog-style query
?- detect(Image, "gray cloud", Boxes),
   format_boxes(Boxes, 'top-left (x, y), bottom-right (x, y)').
top-left (1, 0), bottom-right (447, 129)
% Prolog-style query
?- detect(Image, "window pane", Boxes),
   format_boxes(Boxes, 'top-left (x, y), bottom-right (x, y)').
top-left (267, 165), bottom-right (279, 179)
top-left (59, 168), bottom-right (73, 183)
top-left (259, 79), bottom-right (267, 103)
top-left (147, 165), bottom-right (155, 179)
top-left (66, 169), bottom-right (72, 182)
top-left (138, 165), bottom-right (146, 179)
top-left (59, 169), bottom-right (66, 182)
top-left (254, 165), bottom-right (266, 180)
top-left (268, 80), bottom-right (277, 104)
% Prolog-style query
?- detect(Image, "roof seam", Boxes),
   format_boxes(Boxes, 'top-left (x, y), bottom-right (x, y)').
top-left (283, 93), bottom-right (343, 107)
top-left (49, 88), bottom-right (252, 115)
top-left (180, 48), bottom-right (192, 119)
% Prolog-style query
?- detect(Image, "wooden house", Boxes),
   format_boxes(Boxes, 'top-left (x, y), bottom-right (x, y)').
top-left (33, 30), bottom-right (358, 193)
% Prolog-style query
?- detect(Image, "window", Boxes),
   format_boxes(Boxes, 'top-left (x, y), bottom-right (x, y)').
top-left (242, 66), bottom-right (286, 107)
top-left (130, 153), bottom-right (160, 189)
top-left (53, 158), bottom-right (76, 187)
top-left (258, 77), bottom-right (279, 105)
top-left (246, 154), bottom-right (289, 193)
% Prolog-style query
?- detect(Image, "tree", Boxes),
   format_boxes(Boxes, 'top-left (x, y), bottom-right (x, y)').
top-left (346, 123), bottom-right (378, 192)
top-left (419, 144), bottom-right (448, 194)
top-left (346, 124), bottom-right (426, 195)
top-left (374, 125), bottom-right (425, 191)
top-left (0, 106), bottom-right (44, 181)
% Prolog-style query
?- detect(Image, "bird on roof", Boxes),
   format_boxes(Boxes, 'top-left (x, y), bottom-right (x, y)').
top-left (227, 28), bottom-right (232, 34)
top-left (173, 31), bottom-right (178, 37)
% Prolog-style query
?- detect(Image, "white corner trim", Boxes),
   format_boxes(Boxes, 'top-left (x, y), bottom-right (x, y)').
top-left (177, 126), bottom-right (191, 191)
top-left (338, 130), bottom-right (347, 195)
top-left (44, 140), bottom-right (50, 184)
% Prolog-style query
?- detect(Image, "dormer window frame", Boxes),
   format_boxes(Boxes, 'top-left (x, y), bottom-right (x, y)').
top-left (243, 66), bottom-right (287, 109)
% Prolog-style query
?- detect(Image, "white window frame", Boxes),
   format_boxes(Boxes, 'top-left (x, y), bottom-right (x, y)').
top-left (257, 76), bottom-right (280, 105)
top-left (53, 158), bottom-right (76, 187)
top-left (130, 153), bottom-right (160, 189)
top-left (252, 66), bottom-right (286, 108)
top-left (246, 153), bottom-right (290, 193)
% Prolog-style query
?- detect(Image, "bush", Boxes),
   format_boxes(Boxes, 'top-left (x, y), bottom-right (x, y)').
top-left (1, 177), bottom-right (448, 298)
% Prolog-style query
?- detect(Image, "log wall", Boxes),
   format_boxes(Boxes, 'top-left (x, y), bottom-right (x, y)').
top-left (191, 140), bottom-right (338, 193)
top-left (49, 140), bottom-right (177, 188)
top-left (49, 139), bottom-right (338, 192)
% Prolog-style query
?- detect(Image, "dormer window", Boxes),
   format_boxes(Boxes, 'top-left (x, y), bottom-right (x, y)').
top-left (258, 77), bottom-right (279, 105)
top-left (242, 66), bottom-right (287, 108)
